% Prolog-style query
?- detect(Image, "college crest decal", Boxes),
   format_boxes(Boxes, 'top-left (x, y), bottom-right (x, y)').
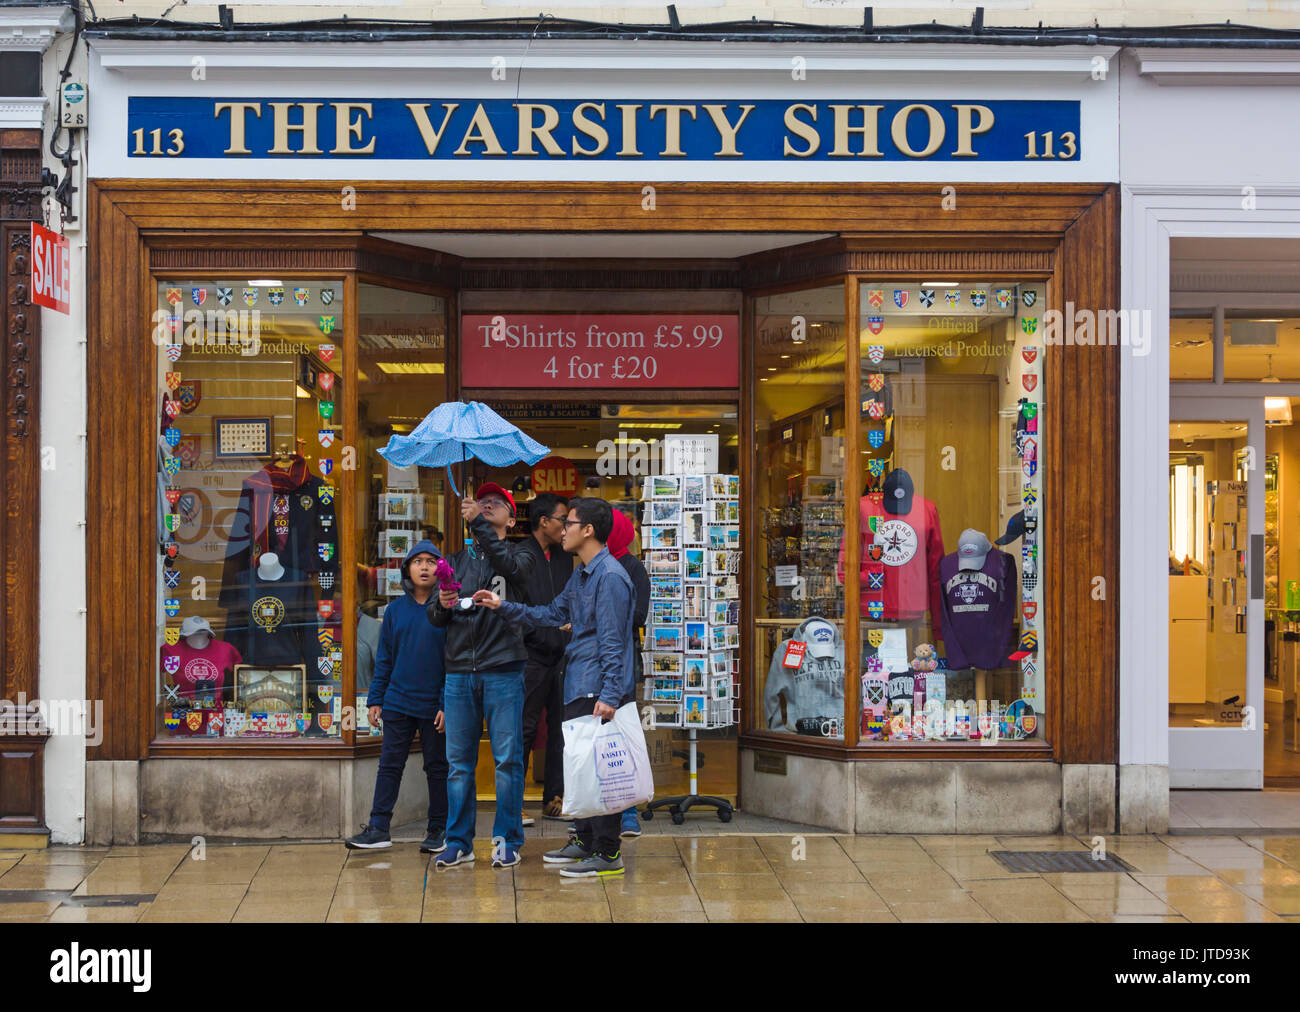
top-left (867, 372), bottom-right (885, 392)
top-left (165, 343), bottom-right (183, 363)
top-left (321, 288), bottom-right (335, 305)
top-left (1022, 347), bottom-right (1038, 365)
top-left (165, 371), bottom-right (182, 391)
top-left (318, 344), bottom-right (336, 362)
top-left (1023, 601), bottom-right (1037, 620)
top-left (296, 713), bottom-right (312, 734)
top-left (317, 542), bottom-right (335, 562)
top-left (319, 315), bottom-right (336, 335)
top-left (164, 568), bottom-right (181, 588)
top-left (163, 456), bottom-right (182, 478)
top-left (268, 287), bottom-right (284, 306)
top-left (944, 290), bottom-right (960, 307)
top-left (867, 570), bottom-right (885, 591)
top-left (994, 289), bottom-right (1012, 310)
top-left (867, 629), bottom-right (884, 648)
top-left (318, 372), bottom-right (335, 392)
top-left (163, 655), bottom-right (180, 675)
top-left (1023, 374), bottom-right (1038, 393)
top-left (294, 287), bottom-right (310, 306)
top-left (867, 317), bottom-right (884, 336)
top-left (165, 287), bottom-right (183, 306)
top-left (319, 713), bottom-right (334, 732)
top-left (164, 626), bottom-right (180, 645)
top-left (1022, 290), bottom-right (1037, 308)
top-left (191, 287), bottom-right (207, 307)
top-left (317, 573), bottom-right (335, 591)
top-left (969, 290), bottom-right (987, 308)
top-left (318, 656), bottom-right (334, 677)
top-left (318, 428), bottom-right (335, 448)
top-left (186, 712), bottom-right (204, 731)
top-left (164, 598), bottom-right (180, 616)
top-left (1022, 484), bottom-right (1038, 507)
top-left (242, 288), bottom-right (258, 307)
top-left (321, 459), bottom-right (333, 477)
top-left (217, 286), bottom-right (233, 306)
top-left (1021, 317), bottom-right (1038, 335)
top-left (318, 685), bottom-right (334, 703)
top-left (318, 400), bottom-right (335, 420)
top-left (177, 381), bottom-right (202, 413)
top-left (164, 427), bottom-right (181, 448)
top-left (866, 601), bottom-right (884, 620)
top-left (867, 430), bottom-right (885, 449)
top-left (893, 290), bottom-right (908, 310)
top-left (917, 289), bottom-right (935, 308)
top-left (866, 289), bottom-right (884, 309)
top-left (867, 344), bottom-right (884, 364)
top-left (318, 600), bottom-right (335, 621)
top-left (867, 459), bottom-right (886, 478)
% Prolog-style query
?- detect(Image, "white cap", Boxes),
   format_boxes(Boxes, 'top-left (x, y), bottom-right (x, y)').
top-left (802, 618), bottom-right (838, 658)
top-left (179, 615), bottom-right (213, 637)
top-left (957, 529), bottom-right (992, 571)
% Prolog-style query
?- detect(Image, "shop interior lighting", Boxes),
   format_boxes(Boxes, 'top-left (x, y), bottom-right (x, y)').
top-left (375, 362), bottom-right (446, 374)
top-left (1265, 397), bottom-right (1293, 425)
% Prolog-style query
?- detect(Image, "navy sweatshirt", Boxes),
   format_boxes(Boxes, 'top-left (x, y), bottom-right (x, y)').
top-left (367, 540), bottom-right (447, 718)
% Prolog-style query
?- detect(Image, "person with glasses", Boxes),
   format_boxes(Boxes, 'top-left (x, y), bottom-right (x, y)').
top-left (473, 497), bottom-right (637, 879)
top-left (428, 482), bottom-right (536, 870)
top-left (518, 492), bottom-right (573, 822)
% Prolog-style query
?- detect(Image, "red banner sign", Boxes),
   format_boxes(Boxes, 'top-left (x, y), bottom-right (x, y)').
top-left (30, 223), bottom-right (71, 315)
top-left (462, 313), bottom-right (738, 389)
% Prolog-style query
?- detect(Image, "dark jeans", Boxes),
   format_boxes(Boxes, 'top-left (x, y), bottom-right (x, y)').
top-left (522, 656), bottom-right (565, 803)
top-left (563, 695), bottom-right (634, 859)
top-left (368, 709), bottom-right (448, 834)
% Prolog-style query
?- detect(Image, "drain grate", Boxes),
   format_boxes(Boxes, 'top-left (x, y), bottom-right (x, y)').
top-left (990, 851), bottom-right (1135, 874)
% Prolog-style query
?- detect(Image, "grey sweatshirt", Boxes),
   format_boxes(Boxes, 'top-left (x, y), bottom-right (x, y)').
top-left (764, 617), bottom-right (845, 731)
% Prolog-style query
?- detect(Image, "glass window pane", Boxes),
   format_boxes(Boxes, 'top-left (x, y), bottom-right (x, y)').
top-left (752, 284), bottom-right (847, 741)
top-left (356, 284), bottom-right (449, 738)
top-left (1223, 313), bottom-right (1300, 381)
top-left (155, 279), bottom-right (344, 740)
top-left (1169, 420), bottom-right (1251, 728)
top-left (1171, 311), bottom-right (1213, 381)
top-left (856, 281), bottom-right (1044, 745)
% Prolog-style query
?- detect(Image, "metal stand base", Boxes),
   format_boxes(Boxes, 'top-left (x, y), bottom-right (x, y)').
top-left (639, 727), bottom-right (733, 825)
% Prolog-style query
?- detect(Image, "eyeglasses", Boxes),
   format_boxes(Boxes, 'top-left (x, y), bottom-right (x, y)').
top-left (476, 499), bottom-right (508, 511)
top-left (561, 519), bottom-right (586, 529)
top-left (543, 513), bottom-right (568, 524)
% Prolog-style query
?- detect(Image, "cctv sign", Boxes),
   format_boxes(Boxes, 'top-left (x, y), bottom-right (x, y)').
top-left (30, 222), bottom-right (71, 315)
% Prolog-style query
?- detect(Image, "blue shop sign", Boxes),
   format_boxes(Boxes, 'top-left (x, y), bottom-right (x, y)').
top-left (127, 97), bottom-right (1080, 162)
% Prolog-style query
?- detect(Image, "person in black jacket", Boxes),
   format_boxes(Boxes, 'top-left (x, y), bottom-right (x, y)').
top-left (518, 493), bottom-right (573, 821)
top-left (428, 482), bottom-right (536, 869)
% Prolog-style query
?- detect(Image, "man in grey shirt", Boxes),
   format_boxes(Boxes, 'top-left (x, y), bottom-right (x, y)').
top-left (472, 496), bottom-right (635, 879)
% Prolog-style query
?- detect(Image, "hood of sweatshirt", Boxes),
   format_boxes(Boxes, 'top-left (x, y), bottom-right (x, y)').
top-left (400, 538), bottom-right (442, 594)
top-left (608, 508), bottom-right (635, 560)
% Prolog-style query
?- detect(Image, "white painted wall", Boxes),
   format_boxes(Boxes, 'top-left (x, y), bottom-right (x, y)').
top-left (1117, 49), bottom-right (1300, 775)
top-left (39, 38), bottom-right (90, 846)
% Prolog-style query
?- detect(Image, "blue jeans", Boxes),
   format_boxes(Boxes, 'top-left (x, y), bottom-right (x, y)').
top-left (444, 667), bottom-right (526, 852)
top-left (368, 709), bottom-right (447, 833)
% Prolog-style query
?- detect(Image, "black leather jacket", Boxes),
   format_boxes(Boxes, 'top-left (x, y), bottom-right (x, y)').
top-left (517, 535), bottom-right (573, 666)
top-left (427, 516), bottom-right (536, 672)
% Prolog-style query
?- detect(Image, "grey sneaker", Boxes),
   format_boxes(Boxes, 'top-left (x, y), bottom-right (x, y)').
top-left (542, 837), bottom-right (590, 864)
top-left (559, 852), bottom-right (625, 878)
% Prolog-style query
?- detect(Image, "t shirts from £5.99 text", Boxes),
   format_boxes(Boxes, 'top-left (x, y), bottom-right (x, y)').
top-left (160, 638), bottom-right (242, 698)
top-left (937, 548), bottom-right (1017, 670)
top-left (838, 493), bottom-right (945, 637)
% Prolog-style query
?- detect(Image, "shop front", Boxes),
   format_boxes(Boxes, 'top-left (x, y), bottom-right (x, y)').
top-left (81, 34), bottom-right (1121, 841)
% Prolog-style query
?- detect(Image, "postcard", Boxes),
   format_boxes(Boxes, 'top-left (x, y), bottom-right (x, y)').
top-left (682, 475), bottom-right (705, 506)
top-left (683, 694), bottom-right (706, 725)
top-left (645, 500), bottom-right (682, 525)
top-left (645, 549), bottom-right (683, 575)
top-left (650, 652), bottom-right (683, 676)
top-left (649, 475), bottom-right (682, 499)
top-left (710, 651), bottom-right (731, 677)
top-left (708, 474), bottom-right (737, 499)
top-left (684, 548), bottom-right (706, 581)
top-left (683, 583), bottom-right (707, 618)
top-left (651, 575), bottom-right (684, 600)
top-left (381, 492), bottom-right (414, 520)
top-left (681, 511), bottom-right (706, 544)
top-left (684, 621), bottom-right (708, 652)
top-left (383, 528), bottom-right (414, 559)
top-left (651, 600), bottom-right (683, 626)
top-left (644, 525), bottom-right (679, 549)
top-left (709, 575), bottom-right (738, 600)
top-left (651, 626), bottom-right (683, 652)
top-left (710, 624), bottom-right (728, 651)
top-left (711, 601), bottom-right (729, 626)
top-left (709, 549), bottom-right (737, 575)
top-left (707, 524), bottom-right (732, 549)
top-left (684, 655), bottom-right (707, 689)
top-left (725, 625), bottom-right (741, 649)
top-left (710, 674), bottom-right (731, 700)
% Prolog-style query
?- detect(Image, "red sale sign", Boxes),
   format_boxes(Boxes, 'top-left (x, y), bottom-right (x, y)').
top-left (30, 223), bottom-right (71, 315)
top-left (462, 313), bottom-right (738, 389)
top-left (532, 456), bottom-right (579, 499)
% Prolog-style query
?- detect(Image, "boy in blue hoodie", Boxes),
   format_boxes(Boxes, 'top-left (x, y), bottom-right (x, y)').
top-left (346, 540), bottom-right (449, 853)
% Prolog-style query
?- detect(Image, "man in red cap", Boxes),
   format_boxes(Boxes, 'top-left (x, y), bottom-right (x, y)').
top-left (428, 482), bottom-right (536, 869)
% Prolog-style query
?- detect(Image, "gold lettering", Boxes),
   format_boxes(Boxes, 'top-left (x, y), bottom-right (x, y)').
top-left (331, 102), bottom-right (375, 155)
top-left (783, 103), bottom-right (820, 157)
top-left (829, 105), bottom-right (883, 157)
top-left (514, 103), bottom-right (564, 156)
top-left (702, 104), bottom-right (754, 157)
top-left (269, 102), bottom-right (323, 155)
top-left (952, 104), bottom-right (994, 158)
top-left (572, 102), bottom-right (609, 156)
top-left (648, 104), bottom-right (698, 157)
top-left (617, 104), bottom-right (642, 157)
top-left (214, 101), bottom-right (262, 155)
top-left (406, 103), bottom-right (460, 155)
top-left (891, 104), bottom-right (945, 158)
top-left (455, 104), bottom-right (506, 156)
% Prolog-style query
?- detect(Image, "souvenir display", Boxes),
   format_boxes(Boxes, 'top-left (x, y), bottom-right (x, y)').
top-left (154, 279), bottom-right (345, 739)
top-left (764, 616), bottom-right (844, 739)
top-left (641, 474), bottom-right (741, 728)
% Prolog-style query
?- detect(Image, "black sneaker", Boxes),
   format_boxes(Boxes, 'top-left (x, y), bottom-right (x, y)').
top-left (420, 826), bottom-right (447, 854)
top-left (345, 824), bottom-right (391, 850)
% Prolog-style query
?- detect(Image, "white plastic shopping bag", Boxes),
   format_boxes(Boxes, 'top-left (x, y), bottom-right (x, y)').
top-left (561, 702), bottom-right (655, 820)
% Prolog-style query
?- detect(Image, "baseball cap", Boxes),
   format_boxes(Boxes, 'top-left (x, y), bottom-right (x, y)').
top-left (179, 616), bottom-right (213, 638)
top-left (995, 511), bottom-right (1026, 546)
top-left (881, 468), bottom-right (914, 515)
top-left (956, 529), bottom-right (992, 571)
top-left (802, 618), bottom-right (838, 658)
top-left (474, 481), bottom-right (517, 516)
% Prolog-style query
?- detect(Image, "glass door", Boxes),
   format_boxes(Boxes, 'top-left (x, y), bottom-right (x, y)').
top-left (1168, 397), bottom-right (1265, 787)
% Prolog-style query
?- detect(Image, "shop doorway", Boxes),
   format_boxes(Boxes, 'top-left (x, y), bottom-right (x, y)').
top-left (1168, 397), bottom-right (1266, 787)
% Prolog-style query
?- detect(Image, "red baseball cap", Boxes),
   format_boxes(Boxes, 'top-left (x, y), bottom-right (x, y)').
top-left (474, 482), bottom-right (517, 516)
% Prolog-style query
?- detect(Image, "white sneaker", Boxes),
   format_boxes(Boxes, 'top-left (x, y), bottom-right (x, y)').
top-left (521, 809), bottom-right (535, 827)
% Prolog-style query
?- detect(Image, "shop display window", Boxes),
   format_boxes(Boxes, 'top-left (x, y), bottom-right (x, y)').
top-left (153, 278), bottom-right (345, 740)
top-left (356, 283), bottom-right (449, 737)
top-left (1223, 311), bottom-right (1300, 382)
top-left (855, 280), bottom-right (1045, 744)
top-left (753, 284), bottom-right (849, 741)
top-left (1170, 311), bottom-right (1213, 381)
